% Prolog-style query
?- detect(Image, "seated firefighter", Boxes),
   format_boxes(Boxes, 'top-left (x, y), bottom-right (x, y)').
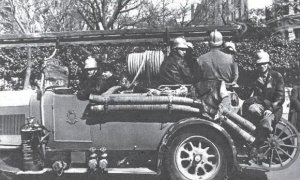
top-left (243, 50), bottom-right (285, 145)
top-left (77, 56), bottom-right (118, 100)
top-left (159, 36), bottom-right (194, 85)
top-left (193, 30), bottom-right (237, 117)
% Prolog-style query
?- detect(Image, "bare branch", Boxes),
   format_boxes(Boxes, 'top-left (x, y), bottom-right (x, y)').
top-left (8, 0), bottom-right (27, 33)
top-left (77, 8), bottom-right (95, 30)
top-left (120, 3), bottom-right (141, 13)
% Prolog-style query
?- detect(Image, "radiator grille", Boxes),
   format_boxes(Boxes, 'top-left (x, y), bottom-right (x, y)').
top-left (0, 114), bottom-right (25, 135)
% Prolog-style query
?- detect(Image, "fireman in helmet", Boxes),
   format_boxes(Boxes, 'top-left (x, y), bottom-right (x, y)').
top-left (159, 36), bottom-right (193, 85)
top-left (77, 56), bottom-right (117, 100)
top-left (243, 50), bottom-right (285, 146)
top-left (193, 30), bottom-right (238, 116)
top-left (223, 41), bottom-right (239, 87)
top-left (195, 30), bottom-right (237, 84)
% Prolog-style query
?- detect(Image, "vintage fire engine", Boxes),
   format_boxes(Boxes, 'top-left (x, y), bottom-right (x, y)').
top-left (0, 28), bottom-right (299, 180)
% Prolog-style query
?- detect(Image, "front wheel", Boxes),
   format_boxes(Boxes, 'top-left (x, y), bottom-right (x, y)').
top-left (164, 131), bottom-right (227, 180)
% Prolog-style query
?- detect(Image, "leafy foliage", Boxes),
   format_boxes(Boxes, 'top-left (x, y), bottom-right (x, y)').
top-left (0, 42), bottom-right (165, 90)
top-left (1, 27), bottom-right (299, 91)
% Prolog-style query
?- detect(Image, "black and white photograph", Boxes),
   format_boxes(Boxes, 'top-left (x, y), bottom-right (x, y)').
top-left (0, 0), bottom-right (300, 180)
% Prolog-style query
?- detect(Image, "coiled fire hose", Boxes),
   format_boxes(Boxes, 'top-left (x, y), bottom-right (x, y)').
top-left (127, 50), bottom-right (164, 87)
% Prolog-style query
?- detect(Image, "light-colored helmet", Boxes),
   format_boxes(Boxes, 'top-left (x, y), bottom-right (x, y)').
top-left (173, 37), bottom-right (188, 49)
top-left (84, 56), bottom-right (97, 69)
top-left (210, 29), bottom-right (223, 47)
top-left (186, 42), bottom-right (194, 49)
top-left (256, 49), bottom-right (270, 64)
top-left (224, 41), bottom-right (236, 53)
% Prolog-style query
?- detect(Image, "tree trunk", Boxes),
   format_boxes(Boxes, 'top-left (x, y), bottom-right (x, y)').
top-left (23, 48), bottom-right (32, 89)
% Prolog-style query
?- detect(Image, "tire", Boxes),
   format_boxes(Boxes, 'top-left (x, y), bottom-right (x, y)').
top-left (252, 119), bottom-right (300, 170)
top-left (164, 131), bottom-right (227, 180)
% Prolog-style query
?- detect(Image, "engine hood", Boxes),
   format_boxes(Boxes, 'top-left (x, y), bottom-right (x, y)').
top-left (0, 90), bottom-right (36, 107)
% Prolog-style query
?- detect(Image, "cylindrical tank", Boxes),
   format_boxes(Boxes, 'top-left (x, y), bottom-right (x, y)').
top-left (21, 125), bottom-right (44, 171)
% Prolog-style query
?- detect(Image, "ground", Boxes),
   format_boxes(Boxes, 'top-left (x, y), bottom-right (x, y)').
top-left (1, 158), bottom-right (300, 180)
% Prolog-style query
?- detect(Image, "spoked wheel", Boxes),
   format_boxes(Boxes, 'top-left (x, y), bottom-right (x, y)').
top-left (165, 131), bottom-right (227, 180)
top-left (253, 119), bottom-right (300, 170)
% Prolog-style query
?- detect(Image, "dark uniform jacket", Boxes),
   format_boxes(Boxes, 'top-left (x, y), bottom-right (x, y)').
top-left (288, 86), bottom-right (300, 130)
top-left (242, 69), bottom-right (285, 126)
top-left (159, 52), bottom-right (193, 85)
top-left (193, 48), bottom-right (236, 116)
top-left (195, 48), bottom-right (236, 83)
top-left (290, 86), bottom-right (300, 112)
top-left (77, 73), bottom-right (118, 100)
top-left (252, 70), bottom-right (285, 113)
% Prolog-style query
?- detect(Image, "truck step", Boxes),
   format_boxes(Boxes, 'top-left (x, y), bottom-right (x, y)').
top-left (15, 167), bottom-right (158, 175)
top-left (107, 168), bottom-right (157, 175)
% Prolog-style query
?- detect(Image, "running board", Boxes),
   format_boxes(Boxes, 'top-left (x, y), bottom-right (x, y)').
top-left (108, 168), bottom-right (157, 175)
top-left (15, 168), bottom-right (158, 175)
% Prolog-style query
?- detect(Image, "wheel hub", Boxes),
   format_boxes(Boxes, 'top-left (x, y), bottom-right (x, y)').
top-left (194, 154), bottom-right (202, 162)
top-left (269, 138), bottom-right (279, 148)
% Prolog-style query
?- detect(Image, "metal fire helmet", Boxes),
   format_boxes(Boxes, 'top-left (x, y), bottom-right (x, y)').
top-left (186, 42), bottom-right (194, 49)
top-left (84, 56), bottom-right (97, 69)
top-left (224, 41), bottom-right (236, 53)
top-left (173, 37), bottom-right (189, 49)
top-left (256, 49), bottom-right (270, 64)
top-left (210, 29), bottom-right (223, 47)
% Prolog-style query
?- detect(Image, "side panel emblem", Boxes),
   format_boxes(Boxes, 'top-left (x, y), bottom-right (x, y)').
top-left (66, 110), bottom-right (78, 125)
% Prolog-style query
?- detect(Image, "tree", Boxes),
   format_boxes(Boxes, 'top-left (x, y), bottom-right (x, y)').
top-left (75, 0), bottom-right (147, 30)
top-left (0, 0), bottom-right (83, 89)
top-left (168, 0), bottom-right (193, 27)
top-left (0, 0), bottom-right (40, 89)
top-left (115, 0), bottom-right (164, 29)
top-left (36, 0), bottom-right (84, 32)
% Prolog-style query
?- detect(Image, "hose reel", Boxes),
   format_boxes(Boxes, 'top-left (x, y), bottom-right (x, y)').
top-left (127, 50), bottom-right (165, 79)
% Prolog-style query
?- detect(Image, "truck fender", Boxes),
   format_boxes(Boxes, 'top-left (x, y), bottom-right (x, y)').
top-left (156, 117), bottom-right (240, 174)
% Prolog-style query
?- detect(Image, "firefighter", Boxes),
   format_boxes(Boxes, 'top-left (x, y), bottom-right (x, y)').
top-left (185, 41), bottom-right (198, 82)
top-left (194, 30), bottom-right (236, 116)
top-left (223, 41), bottom-right (239, 88)
top-left (159, 36), bottom-right (193, 85)
top-left (195, 30), bottom-right (237, 84)
top-left (243, 49), bottom-right (285, 146)
top-left (223, 41), bottom-right (236, 55)
top-left (77, 56), bottom-right (117, 100)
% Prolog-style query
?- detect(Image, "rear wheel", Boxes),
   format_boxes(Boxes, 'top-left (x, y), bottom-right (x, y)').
top-left (252, 119), bottom-right (300, 170)
top-left (165, 131), bottom-right (227, 180)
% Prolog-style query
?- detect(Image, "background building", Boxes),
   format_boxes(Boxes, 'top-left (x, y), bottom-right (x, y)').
top-left (266, 0), bottom-right (300, 40)
top-left (191, 0), bottom-right (248, 26)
